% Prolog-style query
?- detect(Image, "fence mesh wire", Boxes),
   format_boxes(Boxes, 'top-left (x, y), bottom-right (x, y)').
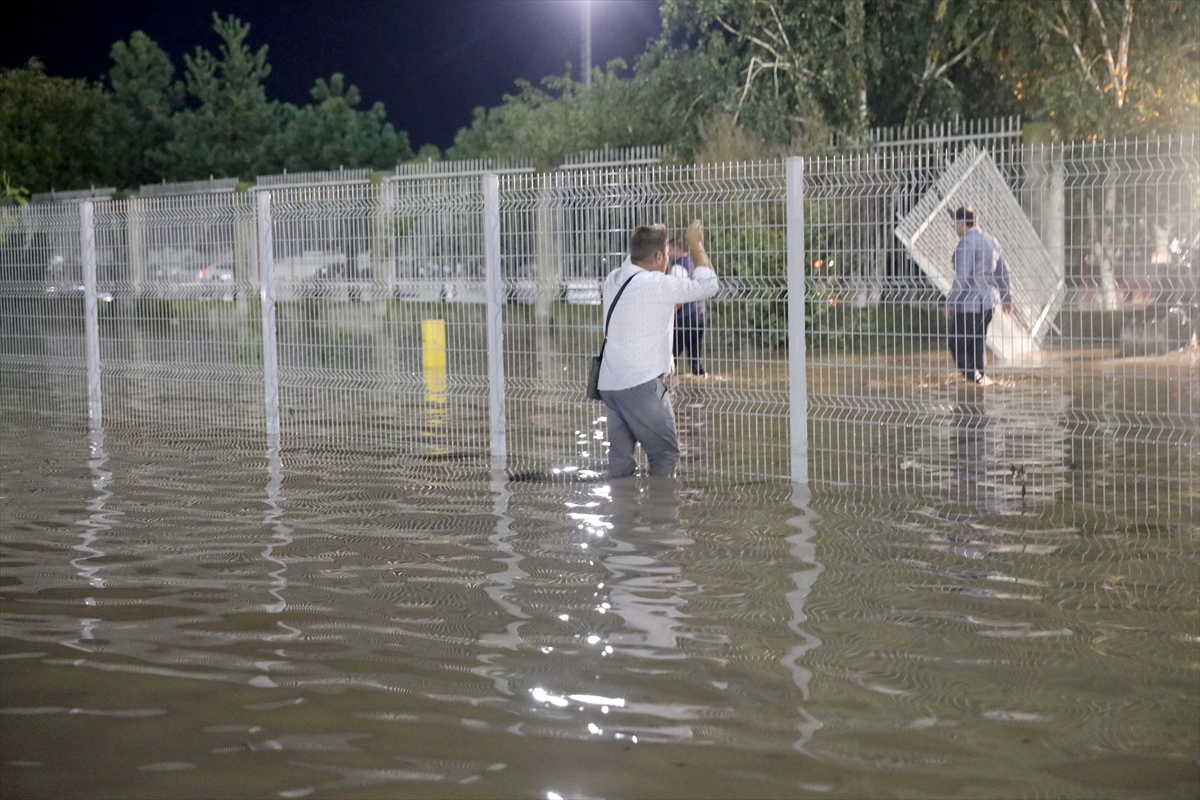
top-left (803, 135), bottom-right (1198, 514)
top-left (0, 202), bottom-right (90, 420)
top-left (1, 134), bottom-right (1195, 516)
top-left (90, 193), bottom-right (264, 442)
top-left (499, 162), bottom-right (790, 481)
top-left (269, 179), bottom-right (491, 471)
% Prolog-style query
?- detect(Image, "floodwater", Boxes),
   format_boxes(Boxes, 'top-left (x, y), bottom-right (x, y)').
top-left (2, 405), bottom-right (1199, 799)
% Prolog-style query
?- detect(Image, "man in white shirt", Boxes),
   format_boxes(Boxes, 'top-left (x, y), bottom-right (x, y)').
top-left (598, 221), bottom-right (718, 478)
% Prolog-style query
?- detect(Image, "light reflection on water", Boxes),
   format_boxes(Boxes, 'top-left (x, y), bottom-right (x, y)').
top-left (1, 407), bottom-right (1198, 798)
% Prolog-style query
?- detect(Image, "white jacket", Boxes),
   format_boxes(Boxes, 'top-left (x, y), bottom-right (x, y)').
top-left (597, 258), bottom-right (719, 391)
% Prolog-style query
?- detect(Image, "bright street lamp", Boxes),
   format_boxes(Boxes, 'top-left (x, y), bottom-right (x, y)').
top-left (581, 0), bottom-right (592, 87)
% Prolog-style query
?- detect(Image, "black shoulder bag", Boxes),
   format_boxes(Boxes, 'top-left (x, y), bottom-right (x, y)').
top-left (587, 271), bottom-right (640, 400)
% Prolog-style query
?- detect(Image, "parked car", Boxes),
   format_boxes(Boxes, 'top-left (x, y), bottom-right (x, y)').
top-left (197, 264), bottom-right (237, 302)
top-left (43, 255), bottom-right (113, 302)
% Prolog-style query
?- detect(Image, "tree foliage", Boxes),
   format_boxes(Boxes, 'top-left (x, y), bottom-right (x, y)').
top-left (276, 73), bottom-right (412, 172)
top-left (453, 0), bottom-right (1198, 163)
top-left (101, 31), bottom-right (184, 185)
top-left (662, 0), bottom-right (875, 135)
top-left (449, 53), bottom-right (703, 167)
top-left (0, 59), bottom-right (108, 194)
top-left (992, 0), bottom-right (1199, 137)
top-left (163, 13), bottom-right (284, 179)
top-left (1, 13), bottom-right (418, 192)
top-left (4, 2), bottom-right (1194, 194)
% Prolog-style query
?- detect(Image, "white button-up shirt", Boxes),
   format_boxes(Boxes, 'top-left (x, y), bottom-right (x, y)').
top-left (597, 257), bottom-right (719, 391)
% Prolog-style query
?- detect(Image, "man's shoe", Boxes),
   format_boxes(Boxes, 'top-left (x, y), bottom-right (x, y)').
top-left (693, 366), bottom-right (707, 377)
top-left (975, 374), bottom-right (994, 386)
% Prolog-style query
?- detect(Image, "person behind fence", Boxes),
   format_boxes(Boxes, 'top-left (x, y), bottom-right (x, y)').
top-left (599, 221), bottom-right (718, 478)
top-left (669, 237), bottom-right (708, 376)
top-left (945, 206), bottom-right (1012, 386)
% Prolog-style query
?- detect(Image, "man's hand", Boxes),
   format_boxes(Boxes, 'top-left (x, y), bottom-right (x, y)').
top-left (1002, 303), bottom-right (1012, 315)
top-left (685, 220), bottom-right (712, 268)
top-left (943, 308), bottom-right (951, 320)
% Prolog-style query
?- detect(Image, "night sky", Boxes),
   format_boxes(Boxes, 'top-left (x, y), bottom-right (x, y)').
top-left (10, 0), bottom-right (664, 150)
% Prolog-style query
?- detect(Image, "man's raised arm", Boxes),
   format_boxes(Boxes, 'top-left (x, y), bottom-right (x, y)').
top-left (668, 220), bottom-right (719, 303)
top-left (686, 220), bottom-right (713, 270)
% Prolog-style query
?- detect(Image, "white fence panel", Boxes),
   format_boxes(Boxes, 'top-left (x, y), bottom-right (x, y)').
top-left (2, 132), bottom-right (1195, 519)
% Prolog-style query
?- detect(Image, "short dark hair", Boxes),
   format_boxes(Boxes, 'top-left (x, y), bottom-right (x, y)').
top-left (629, 225), bottom-right (668, 264)
top-left (953, 206), bottom-right (976, 226)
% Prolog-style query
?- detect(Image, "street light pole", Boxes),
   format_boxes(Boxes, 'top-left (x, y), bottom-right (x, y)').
top-left (581, 0), bottom-right (592, 87)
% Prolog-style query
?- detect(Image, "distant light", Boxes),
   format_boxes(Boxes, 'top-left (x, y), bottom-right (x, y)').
top-left (531, 688), bottom-right (569, 707)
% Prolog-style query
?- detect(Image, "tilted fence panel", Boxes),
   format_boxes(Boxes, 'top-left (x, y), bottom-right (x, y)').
top-left (895, 146), bottom-right (1061, 364)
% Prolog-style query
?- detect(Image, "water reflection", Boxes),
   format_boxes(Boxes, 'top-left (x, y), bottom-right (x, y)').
top-left (596, 478), bottom-right (693, 661)
top-left (949, 394), bottom-right (1000, 508)
top-left (72, 425), bottom-right (113, 591)
top-left (1, 406), bottom-right (1197, 799)
top-left (475, 469), bottom-right (530, 662)
top-left (514, 477), bottom-right (827, 751)
top-left (923, 383), bottom-right (1071, 512)
top-left (64, 422), bottom-right (116, 653)
top-left (783, 485), bottom-right (824, 752)
top-left (261, 442), bottom-right (300, 649)
top-left (524, 477), bottom-right (706, 744)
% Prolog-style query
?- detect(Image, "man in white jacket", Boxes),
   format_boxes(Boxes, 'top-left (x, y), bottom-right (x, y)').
top-left (598, 221), bottom-right (718, 478)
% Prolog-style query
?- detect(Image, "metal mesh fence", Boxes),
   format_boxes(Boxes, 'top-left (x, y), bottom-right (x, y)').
top-left (269, 178), bottom-right (491, 471)
top-left (498, 162), bottom-right (790, 480)
top-left (0, 202), bottom-right (90, 420)
top-left (803, 135), bottom-right (1198, 514)
top-left (2, 133), bottom-right (1195, 516)
top-left (87, 193), bottom-right (265, 443)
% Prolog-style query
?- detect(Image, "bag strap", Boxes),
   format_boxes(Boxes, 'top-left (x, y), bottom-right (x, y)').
top-left (597, 270), bottom-right (641, 361)
top-left (604, 270), bottom-right (641, 338)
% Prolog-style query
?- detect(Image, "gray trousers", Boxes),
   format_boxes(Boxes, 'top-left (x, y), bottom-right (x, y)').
top-left (600, 377), bottom-right (679, 478)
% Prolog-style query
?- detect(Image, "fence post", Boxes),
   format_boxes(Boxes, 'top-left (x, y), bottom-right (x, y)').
top-left (80, 200), bottom-right (102, 429)
top-left (256, 191), bottom-right (280, 445)
top-left (786, 157), bottom-right (809, 486)
top-left (483, 173), bottom-right (508, 471)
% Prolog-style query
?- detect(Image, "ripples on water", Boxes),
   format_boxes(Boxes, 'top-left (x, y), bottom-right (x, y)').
top-left (1, 413), bottom-right (1198, 799)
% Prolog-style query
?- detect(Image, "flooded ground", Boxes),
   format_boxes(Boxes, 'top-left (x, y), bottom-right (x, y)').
top-left (2, 400), bottom-right (1198, 799)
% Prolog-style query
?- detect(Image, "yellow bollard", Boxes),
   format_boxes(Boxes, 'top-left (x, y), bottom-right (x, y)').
top-left (421, 318), bottom-right (448, 404)
top-left (421, 318), bottom-right (449, 455)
